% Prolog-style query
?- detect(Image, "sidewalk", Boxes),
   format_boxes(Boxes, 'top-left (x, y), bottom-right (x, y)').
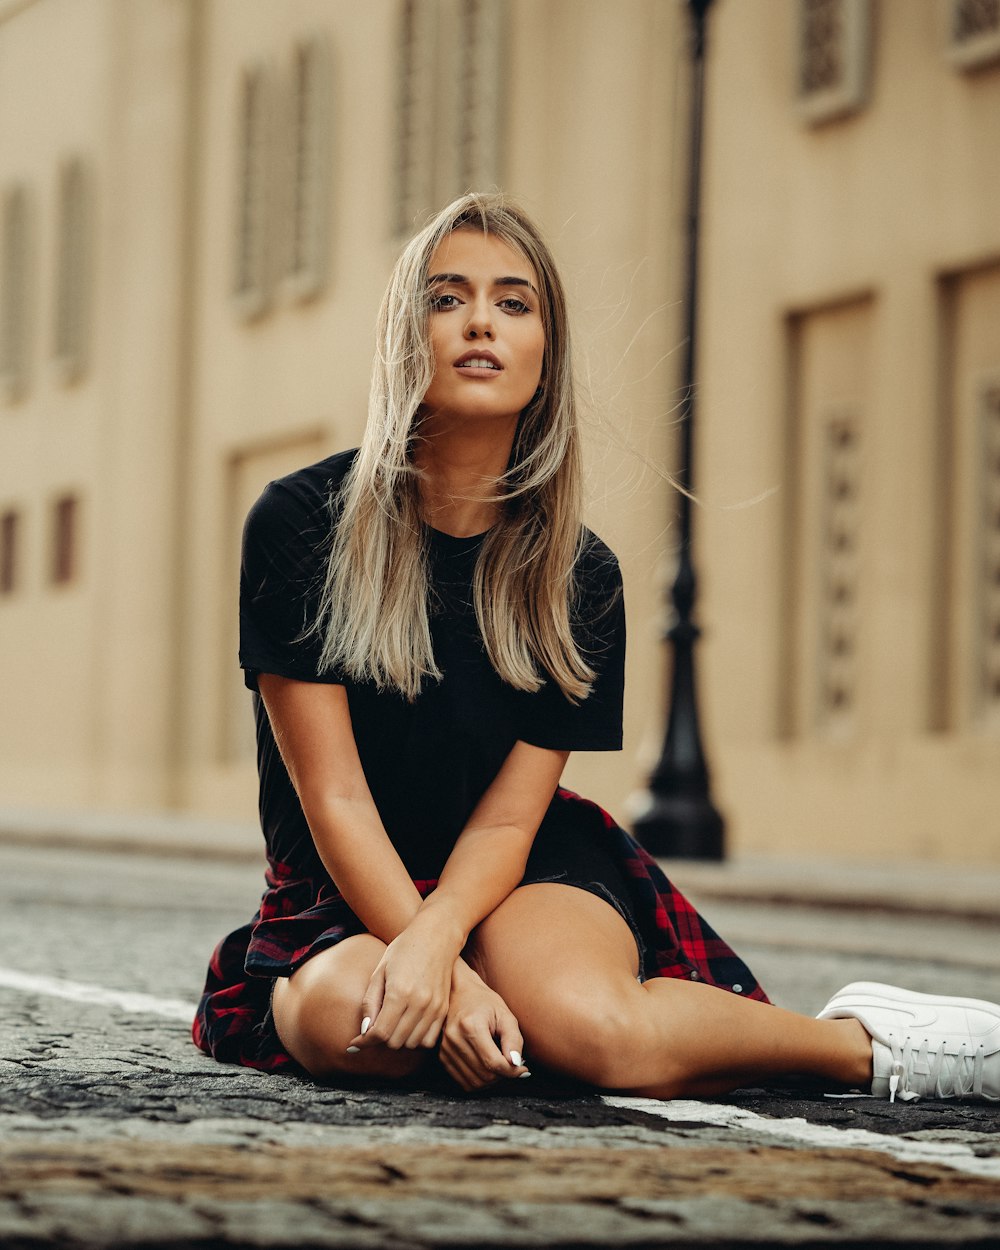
top-left (2, 803), bottom-right (999, 922)
top-left (0, 804), bottom-right (262, 862)
top-left (664, 855), bottom-right (1000, 924)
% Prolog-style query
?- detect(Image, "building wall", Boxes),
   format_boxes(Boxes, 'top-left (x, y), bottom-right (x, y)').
top-left (699, 0), bottom-right (1000, 860)
top-left (0, 0), bottom-right (105, 801)
top-left (0, 0), bottom-right (196, 808)
top-left (2, 0), bottom-right (997, 864)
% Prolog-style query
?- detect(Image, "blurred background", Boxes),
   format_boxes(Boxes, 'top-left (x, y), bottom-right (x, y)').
top-left (0, 0), bottom-right (998, 867)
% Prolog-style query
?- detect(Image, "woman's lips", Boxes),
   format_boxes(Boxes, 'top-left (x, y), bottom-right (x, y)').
top-left (454, 350), bottom-right (503, 372)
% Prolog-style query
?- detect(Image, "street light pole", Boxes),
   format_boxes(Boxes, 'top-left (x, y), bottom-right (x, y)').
top-left (632, 0), bottom-right (724, 860)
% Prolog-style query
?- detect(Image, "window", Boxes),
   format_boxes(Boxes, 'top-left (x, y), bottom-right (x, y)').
top-left (51, 494), bottom-right (79, 586)
top-left (233, 42), bottom-right (335, 316)
top-left (285, 36), bottom-right (332, 300)
top-left (796, 0), bottom-right (872, 125)
top-left (394, 0), bottom-right (438, 236)
top-left (817, 415), bottom-right (861, 730)
top-left (0, 184), bottom-right (33, 403)
top-left (453, 0), bottom-right (504, 193)
top-left (936, 265), bottom-right (1000, 732)
top-left (53, 157), bottom-right (93, 384)
top-left (781, 298), bottom-right (873, 740)
top-left (0, 509), bottom-right (20, 596)
top-left (394, 0), bottom-right (505, 235)
top-left (948, 0), bottom-right (1000, 70)
top-left (976, 380), bottom-right (1000, 723)
top-left (232, 63), bottom-right (273, 320)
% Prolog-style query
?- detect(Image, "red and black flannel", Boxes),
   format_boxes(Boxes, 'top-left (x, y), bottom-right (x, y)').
top-left (192, 788), bottom-right (769, 1075)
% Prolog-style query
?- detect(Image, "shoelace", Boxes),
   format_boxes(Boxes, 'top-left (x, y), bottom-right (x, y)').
top-left (887, 1034), bottom-right (985, 1102)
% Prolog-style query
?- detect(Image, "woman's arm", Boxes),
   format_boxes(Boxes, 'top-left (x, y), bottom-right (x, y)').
top-left (398, 740), bottom-right (569, 1088)
top-left (257, 674), bottom-right (467, 1049)
top-left (264, 668), bottom-right (566, 951)
top-left (422, 739), bottom-right (569, 940)
top-left (258, 673), bottom-right (427, 940)
top-left (260, 671), bottom-right (567, 1068)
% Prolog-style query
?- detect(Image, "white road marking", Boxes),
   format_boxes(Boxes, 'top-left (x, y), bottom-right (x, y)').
top-left (0, 966), bottom-right (195, 1022)
top-left (602, 1096), bottom-right (1000, 1180)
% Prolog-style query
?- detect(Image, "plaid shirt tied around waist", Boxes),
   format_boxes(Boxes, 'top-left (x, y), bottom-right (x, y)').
top-left (193, 788), bottom-right (769, 1073)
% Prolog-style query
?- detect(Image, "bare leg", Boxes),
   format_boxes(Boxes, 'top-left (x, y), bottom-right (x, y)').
top-left (628, 979), bottom-right (872, 1097)
top-left (467, 884), bottom-right (872, 1099)
top-left (271, 934), bottom-right (430, 1082)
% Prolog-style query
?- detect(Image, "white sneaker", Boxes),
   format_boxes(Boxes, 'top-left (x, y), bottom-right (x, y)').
top-left (817, 981), bottom-right (1000, 1103)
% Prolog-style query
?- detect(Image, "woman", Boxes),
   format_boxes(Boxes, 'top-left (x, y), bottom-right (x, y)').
top-left (194, 193), bottom-right (998, 1104)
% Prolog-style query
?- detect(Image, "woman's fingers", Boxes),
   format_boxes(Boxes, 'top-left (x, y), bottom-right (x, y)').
top-left (439, 1048), bottom-right (479, 1091)
top-left (498, 1018), bottom-right (530, 1078)
top-left (439, 974), bottom-right (529, 1083)
top-left (361, 964), bottom-right (387, 1034)
top-left (387, 979), bottom-right (448, 1049)
top-left (349, 983), bottom-right (447, 1052)
top-left (418, 1019), bottom-right (444, 1051)
top-left (459, 1022), bottom-right (512, 1077)
top-left (346, 965), bottom-right (388, 1051)
top-left (445, 1008), bottom-right (527, 1082)
top-left (439, 1041), bottom-right (500, 1092)
top-left (347, 927), bottom-right (457, 1052)
top-left (392, 1003), bottom-right (444, 1051)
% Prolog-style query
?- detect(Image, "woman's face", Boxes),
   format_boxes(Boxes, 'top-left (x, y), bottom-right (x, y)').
top-left (420, 228), bottom-right (545, 430)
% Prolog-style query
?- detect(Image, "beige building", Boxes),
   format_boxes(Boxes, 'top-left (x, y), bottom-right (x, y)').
top-left (0, 0), bottom-right (997, 864)
top-left (698, 0), bottom-right (1000, 862)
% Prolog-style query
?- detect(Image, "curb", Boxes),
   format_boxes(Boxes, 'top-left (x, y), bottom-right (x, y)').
top-left (3, 806), bottom-right (999, 922)
top-left (0, 808), bottom-right (262, 863)
top-left (664, 859), bottom-right (1000, 925)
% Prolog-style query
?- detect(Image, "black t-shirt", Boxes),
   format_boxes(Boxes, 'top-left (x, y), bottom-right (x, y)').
top-left (239, 448), bottom-right (625, 879)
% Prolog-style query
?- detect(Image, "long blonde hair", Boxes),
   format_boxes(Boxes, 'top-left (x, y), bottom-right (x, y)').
top-left (314, 192), bottom-right (595, 703)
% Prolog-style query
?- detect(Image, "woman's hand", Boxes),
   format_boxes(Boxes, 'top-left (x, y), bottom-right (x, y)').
top-left (439, 960), bottom-right (529, 1092)
top-left (345, 911), bottom-right (464, 1053)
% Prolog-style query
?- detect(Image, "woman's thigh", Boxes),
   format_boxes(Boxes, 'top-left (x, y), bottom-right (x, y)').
top-left (464, 883), bottom-right (651, 1087)
top-left (271, 934), bottom-right (429, 1082)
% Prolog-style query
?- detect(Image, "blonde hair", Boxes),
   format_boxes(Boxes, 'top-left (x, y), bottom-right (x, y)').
top-left (313, 191), bottom-right (595, 703)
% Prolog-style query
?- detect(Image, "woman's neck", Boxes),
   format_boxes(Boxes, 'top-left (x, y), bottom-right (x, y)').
top-left (414, 418), bottom-right (517, 538)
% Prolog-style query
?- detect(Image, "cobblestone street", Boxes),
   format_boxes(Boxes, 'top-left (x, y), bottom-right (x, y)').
top-left (2, 841), bottom-right (999, 1248)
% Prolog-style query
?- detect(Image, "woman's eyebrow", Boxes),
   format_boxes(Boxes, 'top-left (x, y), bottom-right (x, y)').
top-left (427, 272), bottom-right (538, 295)
top-left (496, 276), bottom-right (538, 294)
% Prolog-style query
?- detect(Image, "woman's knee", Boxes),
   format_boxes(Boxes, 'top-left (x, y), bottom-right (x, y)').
top-left (524, 982), bottom-right (700, 1093)
top-left (518, 984), bottom-right (644, 1088)
top-left (272, 936), bottom-right (428, 1083)
top-left (468, 886), bottom-right (661, 1089)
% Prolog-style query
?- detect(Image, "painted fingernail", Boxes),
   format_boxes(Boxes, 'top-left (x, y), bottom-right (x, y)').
top-left (518, 1070), bottom-right (532, 1078)
top-left (360, 1017), bottom-right (371, 1035)
top-left (346, 1046), bottom-right (361, 1054)
top-left (509, 1050), bottom-right (523, 1068)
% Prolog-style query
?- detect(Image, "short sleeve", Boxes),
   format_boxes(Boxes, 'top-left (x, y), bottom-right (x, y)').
top-left (238, 480), bottom-right (342, 691)
top-left (516, 536), bottom-right (625, 752)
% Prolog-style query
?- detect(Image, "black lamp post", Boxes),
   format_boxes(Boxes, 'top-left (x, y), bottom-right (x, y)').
top-left (632, 0), bottom-right (724, 860)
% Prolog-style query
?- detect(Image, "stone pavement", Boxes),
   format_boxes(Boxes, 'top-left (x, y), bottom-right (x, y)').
top-left (2, 824), bottom-right (999, 1247)
top-left (3, 1001), bottom-right (1000, 1250)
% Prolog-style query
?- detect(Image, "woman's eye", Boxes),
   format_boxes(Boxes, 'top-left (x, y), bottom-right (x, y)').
top-left (499, 297), bottom-right (530, 314)
top-left (430, 291), bottom-right (460, 310)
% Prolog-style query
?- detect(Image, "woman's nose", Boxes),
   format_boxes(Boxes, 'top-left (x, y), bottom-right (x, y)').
top-left (464, 301), bottom-right (494, 339)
